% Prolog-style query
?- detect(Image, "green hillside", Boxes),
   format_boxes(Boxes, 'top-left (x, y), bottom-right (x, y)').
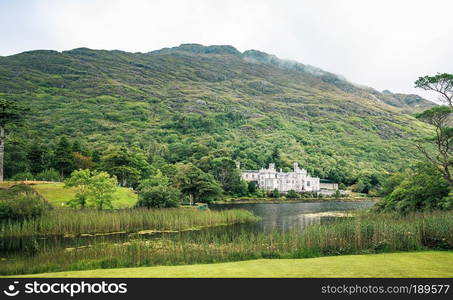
top-left (33, 183), bottom-right (137, 208)
top-left (0, 43), bottom-right (435, 181)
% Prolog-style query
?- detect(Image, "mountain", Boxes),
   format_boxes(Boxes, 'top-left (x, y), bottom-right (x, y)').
top-left (0, 43), bottom-right (436, 180)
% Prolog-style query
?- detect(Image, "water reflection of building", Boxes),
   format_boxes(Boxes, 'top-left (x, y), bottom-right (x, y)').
top-left (241, 162), bottom-right (320, 192)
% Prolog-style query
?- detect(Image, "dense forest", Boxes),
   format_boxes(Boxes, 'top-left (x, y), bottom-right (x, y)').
top-left (0, 44), bottom-right (437, 194)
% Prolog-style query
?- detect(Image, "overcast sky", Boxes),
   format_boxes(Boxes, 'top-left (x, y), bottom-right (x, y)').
top-left (1, 0), bottom-right (452, 102)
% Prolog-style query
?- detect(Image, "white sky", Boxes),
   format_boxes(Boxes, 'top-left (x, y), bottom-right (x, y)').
top-left (1, 0), bottom-right (452, 102)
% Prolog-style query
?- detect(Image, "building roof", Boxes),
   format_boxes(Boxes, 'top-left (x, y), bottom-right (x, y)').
top-left (320, 179), bottom-right (336, 183)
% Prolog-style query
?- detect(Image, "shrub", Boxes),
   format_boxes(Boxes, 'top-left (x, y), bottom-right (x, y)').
top-left (0, 190), bottom-right (51, 221)
top-left (0, 201), bottom-right (13, 220)
top-left (286, 189), bottom-right (300, 199)
top-left (247, 181), bottom-right (257, 194)
top-left (269, 188), bottom-right (280, 198)
top-left (136, 185), bottom-right (181, 208)
top-left (35, 169), bottom-right (61, 182)
top-left (376, 163), bottom-right (450, 214)
top-left (10, 172), bottom-right (34, 181)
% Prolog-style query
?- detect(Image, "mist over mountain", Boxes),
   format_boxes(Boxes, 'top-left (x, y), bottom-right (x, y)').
top-left (0, 43), bottom-right (436, 178)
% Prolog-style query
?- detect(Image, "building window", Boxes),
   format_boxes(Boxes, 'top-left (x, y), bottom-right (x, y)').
top-left (307, 181), bottom-right (311, 187)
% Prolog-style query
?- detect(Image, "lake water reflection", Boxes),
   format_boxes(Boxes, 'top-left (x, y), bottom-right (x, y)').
top-left (210, 200), bottom-right (376, 231)
top-left (1, 200), bottom-right (376, 256)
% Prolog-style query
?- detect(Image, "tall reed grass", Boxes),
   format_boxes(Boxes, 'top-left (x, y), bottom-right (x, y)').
top-left (1, 211), bottom-right (451, 275)
top-left (0, 208), bottom-right (259, 238)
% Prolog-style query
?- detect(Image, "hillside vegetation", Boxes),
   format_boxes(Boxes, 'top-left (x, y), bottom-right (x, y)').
top-left (0, 43), bottom-right (436, 182)
top-left (32, 183), bottom-right (137, 208)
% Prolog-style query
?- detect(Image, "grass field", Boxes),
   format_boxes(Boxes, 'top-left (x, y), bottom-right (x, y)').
top-left (33, 183), bottom-right (138, 208)
top-left (8, 251), bottom-right (452, 278)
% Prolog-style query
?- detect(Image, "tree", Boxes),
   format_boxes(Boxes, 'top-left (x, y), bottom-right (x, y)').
top-left (268, 146), bottom-right (283, 167)
top-left (352, 172), bottom-right (384, 194)
top-left (0, 99), bottom-right (26, 181)
top-left (174, 163), bottom-right (222, 204)
top-left (101, 146), bottom-right (150, 187)
top-left (53, 136), bottom-right (74, 178)
top-left (64, 169), bottom-right (118, 210)
top-left (326, 160), bottom-right (355, 185)
top-left (137, 169), bottom-right (169, 190)
top-left (4, 137), bottom-right (29, 179)
top-left (376, 163), bottom-right (450, 214)
top-left (136, 169), bottom-right (181, 208)
top-left (72, 140), bottom-right (83, 153)
top-left (73, 152), bottom-right (95, 170)
top-left (64, 169), bottom-right (92, 208)
top-left (247, 181), bottom-right (257, 194)
top-left (415, 106), bottom-right (452, 186)
top-left (87, 171), bottom-right (118, 210)
top-left (415, 73), bottom-right (453, 107)
top-left (91, 149), bottom-right (102, 163)
top-left (136, 185), bottom-right (181, 208)
top-left (210, 157), bottom-right (246, 195)
top-left (28, 143), bottom-right (48, 174)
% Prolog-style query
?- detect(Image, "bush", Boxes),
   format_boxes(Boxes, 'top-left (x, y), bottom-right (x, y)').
top-left (35, 169), bottom-right (61, 181)
top-left (0, 201), bottom-right (13, 220)
top-left (136, 185), bottom-right (181, 208)
top-left (10, 172), bottom-right (34, 181)
top-left (286, 189), bottom-right (300, 199)
top-left (247, 181), bottom-right (257, 194)
top-left (269, 188), bottom-right (280, 198)
top-left (0, 189), bottom-right (51, 221)
top-left (376, 163), bottom-right (451, 214)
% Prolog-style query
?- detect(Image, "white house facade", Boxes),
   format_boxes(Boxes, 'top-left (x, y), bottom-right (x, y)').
top-left (241, 163), bottom-right (320, 193)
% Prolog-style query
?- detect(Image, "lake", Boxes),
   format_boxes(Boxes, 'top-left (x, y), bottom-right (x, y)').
top-left (210, 200), bottom-right (376, 231)
top-left (0, 200), bottom-right (375, 256)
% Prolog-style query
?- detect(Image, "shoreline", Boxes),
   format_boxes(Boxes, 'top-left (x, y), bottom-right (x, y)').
top-left (213, 197), bottom-right (378, 204)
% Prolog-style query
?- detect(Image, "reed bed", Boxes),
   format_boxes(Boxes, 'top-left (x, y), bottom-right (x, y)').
top-left (1, 210), bottom-right (451, 275)
top-left (0, 208), bottom-right (259, 238)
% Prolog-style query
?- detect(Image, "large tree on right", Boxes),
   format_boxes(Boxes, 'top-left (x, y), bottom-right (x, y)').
top-left (415, 106), bottom-right (452, 186)
top-left (415, 73), bottom-right (453, 107)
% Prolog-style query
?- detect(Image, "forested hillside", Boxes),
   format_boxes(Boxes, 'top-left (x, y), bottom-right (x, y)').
top-left (0, 43), bottom-right (436, 188)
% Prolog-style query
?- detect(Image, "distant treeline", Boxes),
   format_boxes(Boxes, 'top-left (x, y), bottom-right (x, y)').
top-left (6, 135), bottom-right (387, 195)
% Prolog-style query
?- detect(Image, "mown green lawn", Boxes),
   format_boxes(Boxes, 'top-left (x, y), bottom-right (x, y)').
top-left (10, 251), bottom-right (453, 278)
top-left (33, 183), bottom-right (138, 208)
